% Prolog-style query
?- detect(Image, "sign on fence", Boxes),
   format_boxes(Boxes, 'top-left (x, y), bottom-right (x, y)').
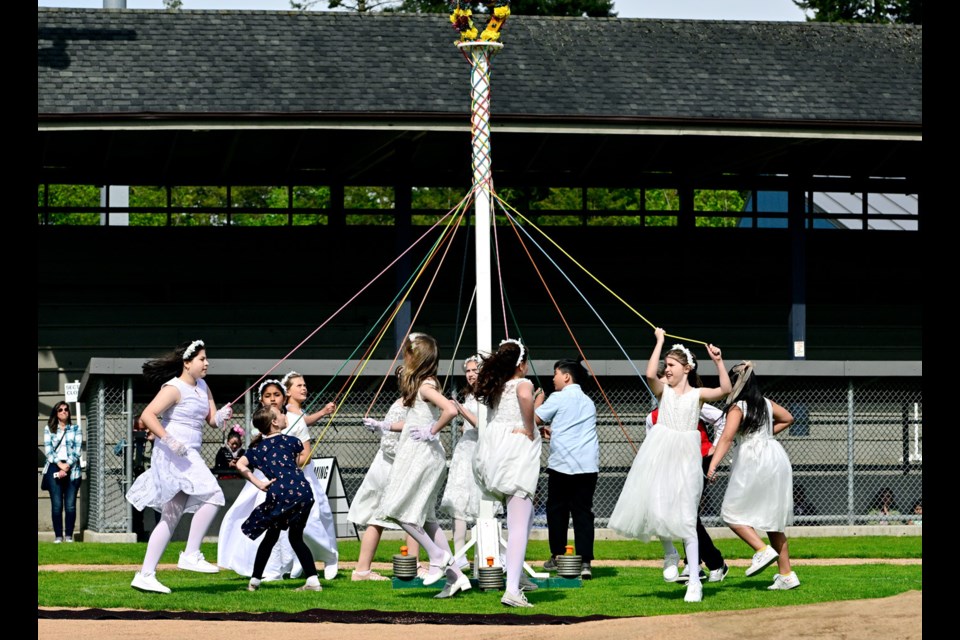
top-left (64, 381), bottom-right (80, 403)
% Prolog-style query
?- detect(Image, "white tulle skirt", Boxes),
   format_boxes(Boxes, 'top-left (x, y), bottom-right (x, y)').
top-left (722, 435), bottom-right (794, 532)
top-left (126, 423), bottom-right (224, 513)
top-left (608, 426), bottom-right (702, 541)
top-left (348, 449), bottom-right (400, 529)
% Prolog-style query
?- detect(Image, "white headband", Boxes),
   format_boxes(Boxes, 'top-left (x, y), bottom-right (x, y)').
top-left (499, 338), bottom-right (526, 367)
top-left (257, 378), bottom-right (284, 398)
top-left (462, 354), bottom-right (481, 371)
top-left (280, 371), bottom-right (300, 388)
top-left (669, 343), bottom-right (695, 370)
top-left (182, 339), bottom-right (205, 361)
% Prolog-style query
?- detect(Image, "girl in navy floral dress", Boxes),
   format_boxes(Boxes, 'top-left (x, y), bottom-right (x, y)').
top-left (236, 406), bottom-right (320, 592)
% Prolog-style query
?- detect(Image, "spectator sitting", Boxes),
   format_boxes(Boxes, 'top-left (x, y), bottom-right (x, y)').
top-left (867, 487), bottom-right (900, 525)
top-left (909, 497), bottom-right (922, 526)
top-left (214, 426), bottom-right (246, 478)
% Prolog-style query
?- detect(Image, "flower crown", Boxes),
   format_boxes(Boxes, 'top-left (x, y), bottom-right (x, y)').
top-left (280, 371), bottom-right (300, 388)
top-left (450, 1), bottom-right (511, 44)
top-left (499, 338), bottom-right (526, 367)
top-left (257, 378), bottom-right (284, 398)
top-left (182, 339), bottom-right (204, 361)
top-left (462, 354), bottom-right (481, 371)
top-left (229, 424), bottom-right (245, 438)
top-left (669, 343), bottom-right (696, 370)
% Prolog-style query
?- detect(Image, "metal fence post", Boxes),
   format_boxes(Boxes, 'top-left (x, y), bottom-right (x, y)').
top-left (125, 377), bottom-right (133, 534)
top-left (847, 379), bottom-right (855, 525)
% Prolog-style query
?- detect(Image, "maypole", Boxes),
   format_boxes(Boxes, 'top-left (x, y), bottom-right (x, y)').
top-left (449, 1), bottom-right (532, 576)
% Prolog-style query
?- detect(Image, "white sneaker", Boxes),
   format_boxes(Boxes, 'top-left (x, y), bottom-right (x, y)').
top-left (745, 546), bottom-right (779, 577)
top-left (53, 537), bottom-right (63, 544)
top-left (177, 550), bottom-right (220, 574)
top-left (768, 571), bottom-right (800, 590)
top-left (708, 563), bottom-right (729, 583)
top-left (683, 581), bottom-right (703, 603)
top-left (663, 552), bottom-right (681, 582)
top-left (64, 536), bottom-right (74, 543)
top-left (294, 576), bottom-right (322, 591)
top-left (676, 565), bottom-right (706, 584)
top-left (247, 578), bottom-right (261, 592)
top-left (501, 589), bottom-right (534, 608)
top-left (323, 562), bottom-right (339, 580)
top-left (131, 571), bottom-right (171, 594)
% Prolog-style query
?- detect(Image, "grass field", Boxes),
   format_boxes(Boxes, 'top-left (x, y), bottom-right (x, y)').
top-left (38, 537), bottom-right (921, 618)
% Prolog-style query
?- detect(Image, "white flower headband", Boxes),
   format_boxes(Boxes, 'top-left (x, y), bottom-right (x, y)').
top-left (182, 339), bottom-right (205, 361)
top-left (462, 354), bottom-right (481, 371)
top-left (669, 343), bottom-right (696, 370)
top-left (499, 338), bottom-right (526, 367)
top-left (280, 371), bottom-right (300, 388)
top-left (408, 332), bottom-right (425, 344)
top-left (257, 378), bottom-right (284, 398)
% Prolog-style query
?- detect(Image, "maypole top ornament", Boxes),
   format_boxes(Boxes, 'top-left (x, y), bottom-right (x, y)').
top-left (450, 1), bottom-right (511, 43)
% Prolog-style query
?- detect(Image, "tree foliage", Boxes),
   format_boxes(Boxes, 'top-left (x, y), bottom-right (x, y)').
top-left (292, 0), bottom-right (616, 17)
top-left (794, 0), bottom-right (922, 24)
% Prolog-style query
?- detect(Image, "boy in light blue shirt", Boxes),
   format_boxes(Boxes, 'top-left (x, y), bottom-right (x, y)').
top-left (534, 359), bottom-right (598, 578)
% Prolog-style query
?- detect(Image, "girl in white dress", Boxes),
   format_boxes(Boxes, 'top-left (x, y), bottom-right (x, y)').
top-left (473, 339), bottom-right (542, 608)
top-left (375, 333), bottom-right (470, 599)
top-left (281, 372), bottom-right (339, 579)
top-left (127, 339), bottom-right (232, 594)
top-left (608, 328), bottom-right (730, 603)
top-left (440, 354), bottom-right (484, 568)
top-left (351, 386), bottom-right (422, 581)
top-left (707, 361), bottom-right (799, 590)
top-left (219, 379), bottom-right (337, 580)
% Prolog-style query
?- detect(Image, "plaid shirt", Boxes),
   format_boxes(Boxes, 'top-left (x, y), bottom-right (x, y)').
top-left (44, 423), bottom-right (83, 481)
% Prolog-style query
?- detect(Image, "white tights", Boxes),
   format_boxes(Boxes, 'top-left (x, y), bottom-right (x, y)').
top-left (661, 536), bottom-right (701, 584)
top-left (141, 493), bottom-right (219, 575)
top-left (505, 495), bottom-right (534, 594)
top-left (398, 521), bottom-right (465, 582)
top-left (452, 518), bottom-right (469, 558)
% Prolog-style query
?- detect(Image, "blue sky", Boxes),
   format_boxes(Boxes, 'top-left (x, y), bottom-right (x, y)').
top-left (38, 1), bottom-right (809, 21)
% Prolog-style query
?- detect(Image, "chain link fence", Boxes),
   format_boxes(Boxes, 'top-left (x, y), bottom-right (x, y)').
top-left (82, 374), bottom-right (922, 534)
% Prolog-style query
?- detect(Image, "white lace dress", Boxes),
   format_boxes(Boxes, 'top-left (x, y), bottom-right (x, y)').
top-left (440, 394), bottom-right (482, 522)
top-left (473, 378), bottom-right (542, 502)
top-left (217, 410), bottom-right (338, 580)
top-left (126, 377), bottom-right (225, 513)
top-left (376, 383), bottom-right (446, 525)
top-left (347, 399), bottom-right (407, 529)
top-left (721, 399), bottom-right (794, 532)
top-left (608, 385), bottom-right (703, 541)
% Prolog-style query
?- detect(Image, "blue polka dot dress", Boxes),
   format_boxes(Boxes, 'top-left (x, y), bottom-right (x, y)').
top-left (241, 434), bottom-right (315, 539)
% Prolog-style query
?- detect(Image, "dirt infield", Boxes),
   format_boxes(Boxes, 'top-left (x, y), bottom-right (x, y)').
top-left (38, 590), bottom-right (921, 640)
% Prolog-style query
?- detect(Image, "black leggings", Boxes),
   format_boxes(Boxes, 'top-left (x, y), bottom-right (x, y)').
top-left (252, 518), bottom-right (317, 580)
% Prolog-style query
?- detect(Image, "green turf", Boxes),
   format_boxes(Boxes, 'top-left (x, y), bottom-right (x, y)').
top-left (37, 536), bottom-right (922, 567)
top-left (37, 565), bottom-right (921, 617)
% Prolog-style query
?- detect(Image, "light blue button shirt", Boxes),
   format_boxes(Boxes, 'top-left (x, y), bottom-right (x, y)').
top-left (535, 384), bottom-right (599, 475)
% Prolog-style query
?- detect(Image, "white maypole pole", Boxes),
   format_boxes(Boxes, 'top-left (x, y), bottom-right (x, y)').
top-left (457, 38), bottom-right (503, 572)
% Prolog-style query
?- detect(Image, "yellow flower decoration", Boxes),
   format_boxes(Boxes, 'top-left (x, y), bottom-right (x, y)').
top-left (450, 2), bottom-right (510, 44)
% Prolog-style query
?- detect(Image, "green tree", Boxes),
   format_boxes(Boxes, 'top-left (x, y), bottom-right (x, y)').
top-left (794, 0), bottom-right (922, 24)
top-left (292, 0), bottom-right (616, 17)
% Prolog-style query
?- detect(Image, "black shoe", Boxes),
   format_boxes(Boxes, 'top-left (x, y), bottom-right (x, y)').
top-left (543, 556), bottom-right (558, 571)
top-left (675, 566), bottom-right (706, 584)
top-left (580, 562), bottom-right (592, 580)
